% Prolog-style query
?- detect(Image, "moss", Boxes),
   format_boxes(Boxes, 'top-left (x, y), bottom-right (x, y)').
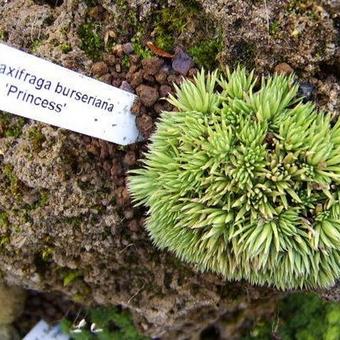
top-left (78, 23), bottom-right (104, 60)
top-left (122, 55), bottom-right (130, 69)
top-left (3, 164), bottom-right (20, 197)
top-left (28, 127), bottom-right (46, 152)
top-left (60, 306), bottom-right (148, 339)
top-left (152, 1), bottom-right (200, 52)
top-left (0, 212), bottom-right (9, 228)
top-left (189, 38), bottom-right (222, 69)
top-left (0, 236), bottom-right (10, 247)
top-left (245, 293), bottom-right (340, 339)
top-left (41, 247), bottom-right (54, 261)
top-left (84, 0), bottom-right (99, 6)
top-left (64, 216), bottom-right (83, 228)
top-left (29, 190), bottom-right (50, 211)
top-left (269, 20), bottom-right (281, 37)
top-left (61, 269), bottom-right (83, 287)
top-left (0, 111), bottom-right (26, 138)
top-left (131, 35), bottom-right (152, 60)
top-left (30, 39), bottom-right (44, 53)
top-left (37, 191), bottom-right (49, 207)
top-left (60, 43), bottom-right (72, 53)
top-left (230, 40), bottom-right (256, 69)
top-left (0, 30), bottom-right (8, 41)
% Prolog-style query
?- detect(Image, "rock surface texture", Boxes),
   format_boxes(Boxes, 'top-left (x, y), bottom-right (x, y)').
top-left (0, 0), bottom-right (339, 338)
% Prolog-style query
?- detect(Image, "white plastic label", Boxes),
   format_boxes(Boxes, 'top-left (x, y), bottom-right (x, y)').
top-left (0, 43), bottom-right (140, 145)
top-left (23, 320), bottom-right (69, 340)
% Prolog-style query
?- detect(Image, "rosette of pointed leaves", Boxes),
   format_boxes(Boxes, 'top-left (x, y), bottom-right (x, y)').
top-left (129, 66), bottom-right (340, 289)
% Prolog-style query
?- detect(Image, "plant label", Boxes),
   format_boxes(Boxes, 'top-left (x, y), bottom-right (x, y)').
top-left (23, 320), bottom-right (69, 340)
top-left (0, 43), bottom-right (140, 145)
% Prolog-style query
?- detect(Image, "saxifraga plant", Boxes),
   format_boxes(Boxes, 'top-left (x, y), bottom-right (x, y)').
top-left (129, 66), bottom-right (340, 289)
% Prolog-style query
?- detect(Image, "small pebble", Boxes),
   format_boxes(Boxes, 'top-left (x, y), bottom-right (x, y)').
top-left (137, 114), bottom-right (154, 138)
top-left (172, 47), bottom-right (194, 76)
top-left (123, 150), bottom-right (137, 166)
top-left (136, 84), bottom-right (159, 107)
top-left (298, 82), bottom-right (315, 102)
top-left (120, 81), bottom-right (135, 94)
top-left (122, 42), bottom-right (134, 55)
top-left (128, 219), bottom-right (140, 232)
top-left (115, 64), bottom-right (122, 73)
top-left (98, 73), bottom-right (112, 84)
top-left (112, 44), bottom-right (124, 57)
top-left (91, 61), bottom-right (108, 76)
top-left (142, 57), bottom-right (164, 76)
top-left (274, 63), bottom-right (294, 75)
top-left (155, 71), bottom-right (168, 84)
top-left (130, 70), bottom-right (143, 88)
top-left (103, 54), bottom-right (116, 66)
top-left (159, 84), bottom-right (173, 97)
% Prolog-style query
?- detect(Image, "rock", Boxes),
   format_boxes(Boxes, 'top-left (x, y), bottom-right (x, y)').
top-left (122, 42), bottom-right (134, 55)
top-left (98, 73), bottom-right (112, 84)
top-left (274, 63), bottom-right (294, 75)
top-left (128, 219), bottom-right (140, 232)
top-left (115, 63), bottom-right (122, 73)
top-left (142, 57), bottom-right (164, 76)
top-left (103, 54), bottom-right (116, 66)
top-left (0, 283), bottom-right (25, 325)
top-left (91, 61), bottom-right (109, 77)
top-left (155, 70), bottom-right (168, 84)
top-left (130, 70), bottom-right (144, 88)
top-left (172, 47), bottom-right (194, 76)
top-left (123, 150), bottom-right (137, 166)
top-left (120, 81), bottom-right (135, 94)
top-left (112, 44), bottom-right (124, 57)
top-left (159, 84), bottom-right (173, 97)
top-left (298, 82), bottom-right (315, 102)
top-left (131, 98), bottom-right (143, 115)
top-left (167, 74), bottom-right (183, 86)
top-left (136, 85), bottom-right (159, 107)
top-left (136, 113), bottom-right (154, 138)
top-left (188, 67), bottom-right (199, 78)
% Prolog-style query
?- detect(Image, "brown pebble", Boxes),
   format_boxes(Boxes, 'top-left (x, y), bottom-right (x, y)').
top-left (123, 151), bottom-right (137, 166)
top-left (115, 64), bottom-right (122, 73)
top-left (188, 68), bottom-right (199, 78)
top-left (122, 42), bottom-right (134, 55)
top-left (111, 160), bottom-right (123, 177)
top-left (137, 114), bottom-right (154, 138)
top-left (129, 54), bottom-right (140, 65)
top-left (127, 65), bottom-right (139, 76)
top-left (103, 54), bottom-right (116, 66)
top-left (159, 85), bottom-right (173, 98)
top-left (274, 63), bottom-right (294, 75)
top-left (143, 74), bottom-right (155, 83)
top-left (130, 70), bottom-right (143, 88)
top-left (142, 57), bottom-right (164, 76)
top-left (131, 99), bottom-right (143, 115)
top-left (99, 73), bottom-right (112, 84)
top-left (91, 61), bottom-right (108, 76)
top-left (167, 74), bottom-right (183, 86)
top-left (154, 101), bottom-right (173, 114)
top-left (155, 71), bottom-right (168, 84)
top-left (128, 219), bottom-right (140, 232)
top-left (99, 141), bottom-right (109, 159)
top-left (111, 79), bottom-right (122, 87)
top-left (116, 186), bottom-right (130, 206)
top-left (136, 84), bottom-right (159, 107)
top-left (112, 44), bottom-right (124, 57)
top-left (124, 209), bottom-right (134, 220)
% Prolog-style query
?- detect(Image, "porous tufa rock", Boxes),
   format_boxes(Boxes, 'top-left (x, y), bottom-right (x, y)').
top-left (129, 67), bottom-right (340, 290)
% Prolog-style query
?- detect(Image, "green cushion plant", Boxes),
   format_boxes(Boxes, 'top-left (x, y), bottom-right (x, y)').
top-left (129, 66), bottom-right (340, 289)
